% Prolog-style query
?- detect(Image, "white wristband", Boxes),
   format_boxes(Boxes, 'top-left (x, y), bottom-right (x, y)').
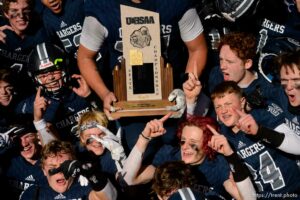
top-left (33, 119), bottom-right (47, 131)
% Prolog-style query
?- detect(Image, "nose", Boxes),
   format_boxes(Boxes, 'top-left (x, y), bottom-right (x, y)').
top-left (18, 11), bottom-right (24, 18)
top-left (220, 60), bottom-right (226, 70)
top-left (181, 141), bottom-right (189, 150)
top-left (20, 137), bottom-right (28, 147)
top-left (286, 80), bottom-right (294, 90)
top-left (0, 88), bottom-right (5, 95)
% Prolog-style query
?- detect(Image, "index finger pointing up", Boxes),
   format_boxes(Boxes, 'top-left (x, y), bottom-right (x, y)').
top-left (35, 87), bottom-right (42, 98)
top-left (206, 124), bottom-right (220, 136)
top-left (159, 112), bottom-right (172, 123)
top-left (234, 108), bottom-right (246, 117)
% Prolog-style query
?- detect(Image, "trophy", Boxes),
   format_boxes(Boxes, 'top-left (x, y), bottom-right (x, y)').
top-left (110, 5), bottom-right (176, 119)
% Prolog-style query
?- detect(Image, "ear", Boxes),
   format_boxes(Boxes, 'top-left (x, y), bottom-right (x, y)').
top-left (244, 59), bottom-right (253, 70)
top-left (42, 166), bottom-right (48, 176)
top-left (4, 12), bottom-right (9, 19)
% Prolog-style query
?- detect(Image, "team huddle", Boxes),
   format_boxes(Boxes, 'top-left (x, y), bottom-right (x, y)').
top-left (0, 0), bottom-right (300, 199)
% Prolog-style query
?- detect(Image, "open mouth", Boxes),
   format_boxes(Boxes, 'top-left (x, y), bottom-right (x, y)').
top-left (182, 151), bottom-right (194, 158)
top-left (56, 177), bottom-right (66, 186)
top-left (22, 145), bottom-right (32, 152)
top-left (222, 72), bottom-right (231, 80)
top-left (288, 94), bottom-right (296, 103)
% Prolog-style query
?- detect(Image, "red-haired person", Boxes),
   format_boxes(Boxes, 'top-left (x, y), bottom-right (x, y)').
top-left (117, 115), bottom-right (253, 200)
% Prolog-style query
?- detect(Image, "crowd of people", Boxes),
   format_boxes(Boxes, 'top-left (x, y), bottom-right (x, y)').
top-left (1, 0), bottom-right (300, 199)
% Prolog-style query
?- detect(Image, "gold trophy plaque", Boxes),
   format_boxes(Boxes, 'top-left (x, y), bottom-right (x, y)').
top-left (110, 5), bottom-right (174, 119)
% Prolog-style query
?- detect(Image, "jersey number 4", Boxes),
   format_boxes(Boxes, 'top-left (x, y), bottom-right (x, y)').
top-left (245, 151), bottom-right (285, 192)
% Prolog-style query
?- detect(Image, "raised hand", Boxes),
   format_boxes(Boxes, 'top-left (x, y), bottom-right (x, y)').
top-left (141, 113), bottom-right (171, 139)
top-left (91, 127), bottom-right (126, 167)
top-left (235, 109), bottom-right (258, 135)
top-left (49, 160), bottom-right (82, 180)
top-left (34, 87), bottom-right (50, 121)
top-left (0, 127), bottom-right (20, 148)
top-left (0, 25), bottom-right (14, 44)
top-left (71, 74), bottom-right (91, 98)
top-left (207, 125), bottom-right (233, 156)
top-left (183, 64), bottom-right (202, 105)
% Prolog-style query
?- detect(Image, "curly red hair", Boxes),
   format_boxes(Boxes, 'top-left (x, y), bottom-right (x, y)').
top-left (176, 116), bottom-right (219, 160)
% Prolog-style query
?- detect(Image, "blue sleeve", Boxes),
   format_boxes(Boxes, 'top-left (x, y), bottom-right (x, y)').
top-left (19, 185), bottom-right (37, 200)
top-left (152, 145), bottom-right (179, 167)
top-left (14, 96), bottom-right (35, 115)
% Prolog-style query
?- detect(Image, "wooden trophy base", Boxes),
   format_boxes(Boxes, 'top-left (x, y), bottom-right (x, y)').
top-left (110, 100), bottom-right (175, 118)
top-left (110, 57), bottom-right (175, 119)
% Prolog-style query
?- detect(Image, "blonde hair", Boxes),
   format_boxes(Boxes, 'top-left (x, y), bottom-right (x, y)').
top-left (77, 111), bottom-right (108, 147)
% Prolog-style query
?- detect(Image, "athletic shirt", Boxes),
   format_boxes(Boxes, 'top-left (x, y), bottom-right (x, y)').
top-left (42, 0), bottom-right (107, 74)
top-left (4, 155), bottom-right (45, 199)
top-left (256, 0), bottom-right (300, 52)
top-left (0, 18), bottom-right (48, 98)
top-left (15, 90), bottom-right (94, 143)
top-left (20, 178), bottom-right (92, 200)
top-left (42, 0), bottom-right (85, 57)
top-left (220, 125), bottom-right (300, 198)
top-left (263, 86), bottom-right (300, 137)
top-left (84, 0), bottom-right (196, 75)
top-left (152, 145), bottom-right (230, 199)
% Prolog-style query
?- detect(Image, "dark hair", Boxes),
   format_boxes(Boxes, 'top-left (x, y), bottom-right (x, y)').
top-left (276, 49), bottom-right (300, 75)
top-left (2, 0), bottom-right (34, 14)
top-left (152, 161), bottom-right (196, 198)
top-left (218, 32), bottom-right (257, 62)
top-left (176, 116), bottom-right (218, 160)
top-left (0, 68), bottom-right (14, 85)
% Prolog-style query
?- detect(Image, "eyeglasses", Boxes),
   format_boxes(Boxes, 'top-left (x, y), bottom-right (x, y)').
top-left (179, 140), bottom-right (199, 151)
top-left (7, 8), bottom-right (31, 19)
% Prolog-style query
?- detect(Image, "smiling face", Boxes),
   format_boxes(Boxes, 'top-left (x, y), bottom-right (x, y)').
top-left (0, 80), bottom-right (13, 106)
top-left (213, 92), bottom-right (245, 128)
top-left (4, 0), bottom-right (31, 36)
top-left (41, 0), bottom-right (63, 14)
top-left (80, 127), bottom-right (105, 156)
top-left (280, 64), bottom-right (300, 107)
top-left (36, 69), bottom-right (63, 92)
top-left (42, 152), bottom-right (73, 193)
top-left (19, 132), bottom-right (39, 163)
top-left (180, 126), bottom-right (205, 165)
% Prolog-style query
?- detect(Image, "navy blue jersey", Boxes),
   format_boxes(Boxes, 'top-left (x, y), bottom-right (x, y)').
top-left (84, 0), bottom-right (194, 77)
top-left (42, 0), bottom-right (107, 75)
top-left (256, 0), bottom-right (300, 52)
top-left (208, 66), bottom-right (273, 96)
top-left (42, 0), bottom-right (85, 56)
top-left (15, 90), bottom-right (93, 142)
top-left (220, 125), bottom-right (300, 198)
top-left (263, 86), bottom-right (300, 137)
top-left (3, 154), bottom-right (45, 199)
top-left (0, 18), bottom-right (49, 98)
top-left (20, 178), bottom-right (92, 200)
top-left (152, 145), bottom-right (230, 198)
top-left (207, 67), bottom-right (287, 126)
